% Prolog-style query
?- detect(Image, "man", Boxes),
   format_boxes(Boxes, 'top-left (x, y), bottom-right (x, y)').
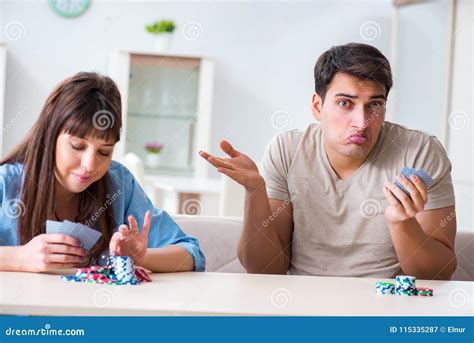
top-left (199, 43), bottom-right (456, 280)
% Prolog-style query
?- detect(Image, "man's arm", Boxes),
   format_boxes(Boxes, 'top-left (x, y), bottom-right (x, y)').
top-left (199, 140), bottom-right (294, 274)
top-left (238, 187), bottom-right (294, 274)
top-left (388, 206), bottom-right (457, 280)
top-left (384, 174), bottom-right (457, 280)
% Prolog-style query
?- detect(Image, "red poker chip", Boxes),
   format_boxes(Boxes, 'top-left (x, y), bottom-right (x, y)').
top-left (86, 273), bottom-right (107, 280)
top-left (134, 267), bottom-right (151, 282)
top-left (90, 265), bottom-right (110, 272)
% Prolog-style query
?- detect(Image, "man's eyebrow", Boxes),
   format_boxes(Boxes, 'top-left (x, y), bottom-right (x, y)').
top-left (334, 93), bottom-right (386, 100)
top-left (369, 95), bottom-right (386, 100)
top-left (334, 93), bottom-right (358, 99)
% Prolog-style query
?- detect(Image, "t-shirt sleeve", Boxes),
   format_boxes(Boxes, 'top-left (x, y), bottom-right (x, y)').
top-left (413, 136), bottom-right (455, 210)
top-left (260, 131), bottom-right (300, 201)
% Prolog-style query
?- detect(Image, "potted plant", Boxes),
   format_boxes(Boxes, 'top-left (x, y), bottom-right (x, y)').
top-left (145, 19), bottom-right (175, 51)
top-left (144, 142), bottom-right (164, 168)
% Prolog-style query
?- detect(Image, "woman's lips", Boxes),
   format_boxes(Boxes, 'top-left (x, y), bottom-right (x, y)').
top-left (73, 173), bottom-right (91, 184)
top-left (348, 134), bottom-right (369, 145)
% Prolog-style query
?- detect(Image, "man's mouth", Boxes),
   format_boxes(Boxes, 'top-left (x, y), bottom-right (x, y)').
top-left (348, 133), bottom-right (369, 145)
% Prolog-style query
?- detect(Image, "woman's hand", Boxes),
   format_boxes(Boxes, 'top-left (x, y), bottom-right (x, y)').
top-left (109, 211), bottom-right (151, 266)
top-left (383, 174), bottom-right (429, 225)
top-left (19, 234), bottom-right (86, 272)
top-left (199, 140), bottom-right (264, 192)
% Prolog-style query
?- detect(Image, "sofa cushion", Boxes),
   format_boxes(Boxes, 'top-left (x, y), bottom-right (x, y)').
top-left (452, 230), bottom-right (474, 281)
top-left (174, 214), bottom-right (473, 280)
top-left (173, 215), bottom-right (245, 273)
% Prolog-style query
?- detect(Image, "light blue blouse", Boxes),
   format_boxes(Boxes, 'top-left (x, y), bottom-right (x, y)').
top-left (0, 161), bottom-right (205, 271)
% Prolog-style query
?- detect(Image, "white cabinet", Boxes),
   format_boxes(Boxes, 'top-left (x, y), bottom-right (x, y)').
top-left (108, 50), bottom-right (214, 179)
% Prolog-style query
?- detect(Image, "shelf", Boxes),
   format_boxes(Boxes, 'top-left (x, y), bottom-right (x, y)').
top-left (144, 165), bottom-right (194, 177)
top-left (128, 112), bottom-right (197, 120)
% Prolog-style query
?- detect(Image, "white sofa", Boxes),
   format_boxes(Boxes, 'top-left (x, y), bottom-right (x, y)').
top-left (173, 215), bottom-right (474, 281)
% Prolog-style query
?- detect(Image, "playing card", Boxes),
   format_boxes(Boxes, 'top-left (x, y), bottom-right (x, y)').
top-left (46, 220), bottom-right (101, 251)
top-left (395, 167), bottom-right (434, 195)
top-left (414, 169), bottom-right (434, 189)
top-left (46, 220), bottom-right (63, 234)
top-left (394, 167), bottom-right (414, 194)
top-left (72, 222), bottom-right (102, 251)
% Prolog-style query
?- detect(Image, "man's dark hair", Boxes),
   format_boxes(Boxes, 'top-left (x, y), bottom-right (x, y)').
top-left (314, 43), bottom-right (393, 101)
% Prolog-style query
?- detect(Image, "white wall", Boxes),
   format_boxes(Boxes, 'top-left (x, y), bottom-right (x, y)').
top-left (447, 0), bottom-right (473, 231)
top-left (0, 0), bottom-right (392, 159)
top-left (2, 0), bottom-right (471, 230)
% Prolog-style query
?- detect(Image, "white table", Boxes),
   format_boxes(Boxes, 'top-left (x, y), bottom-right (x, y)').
top-left (0, 271), bottom-right (472, 316)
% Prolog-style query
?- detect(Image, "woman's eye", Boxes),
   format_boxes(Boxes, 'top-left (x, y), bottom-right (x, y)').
top-left (70, 144), bottom-right (84, 151)
top-left (99, 151), bottom-right (111, 157)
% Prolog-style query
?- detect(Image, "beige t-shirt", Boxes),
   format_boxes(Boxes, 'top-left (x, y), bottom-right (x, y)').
top-left (261, 121), bottom-right (455, 278)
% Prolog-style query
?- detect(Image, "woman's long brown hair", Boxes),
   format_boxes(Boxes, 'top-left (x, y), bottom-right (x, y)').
top-left (0, 72), bottom-right (122, 262)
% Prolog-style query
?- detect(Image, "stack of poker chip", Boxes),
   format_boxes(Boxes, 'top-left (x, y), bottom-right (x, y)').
top-left (416, 287), bottom-right (434, 297)
top-left (375, 281), bottom-right (395, 295)
top-left (374, 275), bottom-right (434, 297)
top-left (109, 256), bottom-right (139, 285)
top-left (395, 275), bottom-right (417, 296)
top-left (61, 255), bottom-right (151, 286)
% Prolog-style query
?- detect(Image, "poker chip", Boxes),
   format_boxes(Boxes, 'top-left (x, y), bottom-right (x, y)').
top-left (61, 275), bottom-right (83, 282)
top-left (135, 267), bottom-right (152, 282)
top-left (395, 275), bottom-right (417, 296)
top-left (395, 290), bottom-right (416, 296)
top-left (375, 281), bottom-right (395, 295)
top-left (110, 256), bottom-right (137, 283)
top-left (416, 287), bottom-right (433, 296)
top-left (61, 255), bottom-right (151, 286)
top-left (375, 275), bottom-right (433, 297)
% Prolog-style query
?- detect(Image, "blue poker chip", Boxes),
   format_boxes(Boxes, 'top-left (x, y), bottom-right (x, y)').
top-left (375, 281), bottom-right (395, 295)
top-left (62, 275), bottom-right (83, 283)
top-left (119, 279), bottom-right (140, 285)
top-left (63, 255), bottom-right (143, 286)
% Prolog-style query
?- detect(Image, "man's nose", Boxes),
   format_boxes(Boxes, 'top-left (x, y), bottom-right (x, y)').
top-left (351, 106), bottom-right (370, 129)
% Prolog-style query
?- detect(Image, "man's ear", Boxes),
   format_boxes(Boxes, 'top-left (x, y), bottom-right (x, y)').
top-left (311, 92), bottom-right (323, 121)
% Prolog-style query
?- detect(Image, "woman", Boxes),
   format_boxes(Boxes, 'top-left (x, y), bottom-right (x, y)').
top-left (0, 72), bottom-right (205, 272)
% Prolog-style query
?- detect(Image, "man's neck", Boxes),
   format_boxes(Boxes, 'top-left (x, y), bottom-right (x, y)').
top-left (324, 144), bottom-right (366, 180)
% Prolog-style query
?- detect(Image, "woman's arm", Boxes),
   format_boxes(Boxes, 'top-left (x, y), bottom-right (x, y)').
top-left (0, 234), bottom-right (85, 272)
top-left (109, 211), bottom-right (203, 272)
top-left (110, 163), bottom-right (206, 272)
top-left (140, 246), bottom-right (194, 272)
top-left (0, 246), bottom-right (23, 271)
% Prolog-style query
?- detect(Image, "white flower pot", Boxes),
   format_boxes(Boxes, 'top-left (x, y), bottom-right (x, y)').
top-left (154, 33), bottom-right (172, 51)
top-left (146, 153), bottom-right (161, 168)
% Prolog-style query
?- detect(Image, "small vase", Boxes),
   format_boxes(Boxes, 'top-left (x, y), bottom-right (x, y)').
top-left (154, 33), bottom-right (172, 51)
top-left (146, 153), bottom-right (161, 168)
